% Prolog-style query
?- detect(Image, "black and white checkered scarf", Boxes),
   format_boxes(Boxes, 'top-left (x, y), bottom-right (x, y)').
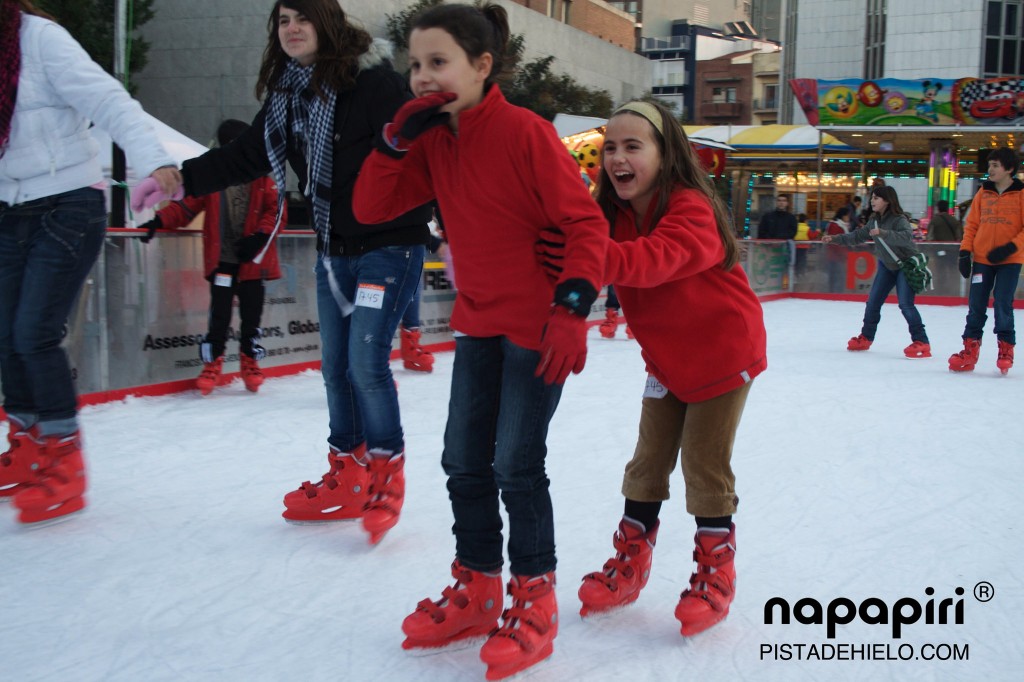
top-left (264, 60), bottom-right (353, 315)
top-left (265, 60), bottom-right (335, 241)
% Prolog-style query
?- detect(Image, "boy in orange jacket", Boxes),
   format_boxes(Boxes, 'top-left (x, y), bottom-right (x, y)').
top-left (950, 147), bottom-right (1024, 374)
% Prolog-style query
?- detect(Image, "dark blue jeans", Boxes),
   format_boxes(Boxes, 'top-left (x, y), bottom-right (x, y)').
top-left (861, 259), bottom-right (928, 343)
top-left (963, 261), bottom-right (1022, 344)
top-left (0, 187), bottom-right (106, 435)
top-left (400, 276), bottom-right (422, 329)
top-left (442, 336), bottom-right (563, 576)
top-left (315, 245), bottom-right (424, 454)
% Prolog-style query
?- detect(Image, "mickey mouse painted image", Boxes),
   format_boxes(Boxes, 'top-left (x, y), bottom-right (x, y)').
top-left (915, 80), bottom-right (942, 121)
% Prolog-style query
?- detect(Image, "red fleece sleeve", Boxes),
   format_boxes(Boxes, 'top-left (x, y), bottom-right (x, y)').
top-left (353, 145), bottom-right (436, 224)
top-left (609, 190), bottom-right (724, 288)
top-left (524, 121), bottom-right (606, 291)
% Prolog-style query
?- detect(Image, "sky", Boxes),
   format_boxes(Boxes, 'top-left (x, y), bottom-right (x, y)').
top-left (2, 299), bottom-right (1021, 682)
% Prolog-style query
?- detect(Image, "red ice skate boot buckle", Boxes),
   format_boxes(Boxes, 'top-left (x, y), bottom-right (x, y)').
top-left (362, 451), bottom-right (405, 544)
top-left (13, 432), bottom-right (87, 525)
top-left (674, 524), bottom-right (736, 637)
top-left (579, 518), bottom-right (659, 616)
top-left (948, 338), bottom-right (981, 372)
top-left (0, 424), bottom-right (44, 501)
top-left (847, 334), bottom-right (872, 351)
top-left (196, 356), bottom-right (225, 395)
top-left (282, 444), bottom-right (369, 523)
top-left (402, 559), bottom-right (503, 651)
top-left (480, 572), bottom-right (558, 681)
top-left (997, 340), bottom-right (1014, 375)
top-left (240, 354), bottom-right (264, 392)
top-left (400, 327), bottom-right (434, 373)
top-left (903, 341), bottom-right (932, 359)
top-left (598, 309), bottom-right (619, 339)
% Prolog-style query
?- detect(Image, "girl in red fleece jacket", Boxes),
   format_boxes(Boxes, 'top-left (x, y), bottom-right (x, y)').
top-left (352, 4), bottom-right (606, 678)
top-left (576, 101), bottom-right (767, 639)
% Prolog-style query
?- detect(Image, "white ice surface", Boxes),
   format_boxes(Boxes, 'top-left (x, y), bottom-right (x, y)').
top-left (2, 299), bottom-right (1021, 681)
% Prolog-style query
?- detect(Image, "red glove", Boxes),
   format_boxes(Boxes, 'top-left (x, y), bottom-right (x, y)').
top-left (379, 92), bottom-right (458, 157)
top-left (535, 306), bottom-right (588, 385)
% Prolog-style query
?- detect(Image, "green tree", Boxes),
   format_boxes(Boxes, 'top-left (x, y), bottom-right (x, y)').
top-left (36, 0), bottom-right (156, 90)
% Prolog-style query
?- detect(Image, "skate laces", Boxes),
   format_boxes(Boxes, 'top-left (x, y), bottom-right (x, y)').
top-left (366, 454), bottom-right (403, 511)
top-left (585, 528), bottom-right (642, 590)
top-left (682, 536), bottom-right (735, 611)
top-left (492, 577), bottom-right (554, 649)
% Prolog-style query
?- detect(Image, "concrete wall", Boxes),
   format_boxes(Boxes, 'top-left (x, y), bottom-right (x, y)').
top-left (136, 0), bottom-right (651, 143)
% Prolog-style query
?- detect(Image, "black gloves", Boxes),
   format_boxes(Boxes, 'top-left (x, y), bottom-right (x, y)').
top-left (957, 250), bottom-right (972, 279)
top-left (235, 232), bottom-right (271, 263)
top-left (553, 278), bottom-right (598, 317)
top-left (139, 217), bottom-right (162, 243)
top-left (986, 242), bottom-right (1017, 264)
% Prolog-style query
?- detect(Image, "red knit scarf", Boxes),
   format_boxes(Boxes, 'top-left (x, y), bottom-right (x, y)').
top-left (0, 0), bottom-right (22, 155)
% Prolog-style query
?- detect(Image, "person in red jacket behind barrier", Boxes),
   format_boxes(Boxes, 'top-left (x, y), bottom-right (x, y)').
top-left (352, 4), bottom-right (606, 679)
top-left (568, 100), bottom-right (766, 640)
top-left (140, 119), bottom-right (282, 395)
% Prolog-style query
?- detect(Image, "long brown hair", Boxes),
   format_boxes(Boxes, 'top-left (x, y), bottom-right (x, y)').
top-left (869, 185), bottom-right (904, 219)
top-left (255, 0), bottom-right (372, 101)
top-left (595, 100), bottom-right (738, 269)
top-left (12, 0), bottom-right (54, 20)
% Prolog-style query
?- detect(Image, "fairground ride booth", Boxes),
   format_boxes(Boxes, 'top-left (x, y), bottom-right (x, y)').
top-left (787, 76), bottom-right (1024, 302)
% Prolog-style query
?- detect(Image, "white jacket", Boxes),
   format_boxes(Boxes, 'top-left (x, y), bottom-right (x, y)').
top-left (0, 15), bottom-right (174, 205)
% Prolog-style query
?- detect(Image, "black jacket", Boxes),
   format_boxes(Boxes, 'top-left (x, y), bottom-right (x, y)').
top-left (758, 210), bottom-right (798, 240)
top-left (181, 49), bottom-right (430, 256)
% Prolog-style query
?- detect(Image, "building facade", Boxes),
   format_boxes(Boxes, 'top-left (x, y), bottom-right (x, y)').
top-left (134, 0), bottom-right (651, 145)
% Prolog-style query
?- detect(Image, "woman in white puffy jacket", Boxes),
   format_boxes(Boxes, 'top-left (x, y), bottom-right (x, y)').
top-left (0, 0), bottom-right (180, 525)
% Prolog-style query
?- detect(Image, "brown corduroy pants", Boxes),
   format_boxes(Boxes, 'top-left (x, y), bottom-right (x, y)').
top-left (621, 380), bottom-right (753, 517)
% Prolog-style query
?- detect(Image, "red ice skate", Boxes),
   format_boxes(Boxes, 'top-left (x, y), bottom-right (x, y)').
top-left (903, 341), bottom-right (932, 359)
top-left (362, 451), bottom-right (405, 544)
top-left (240, 354), bottom-right (264, 392)
top-left (282, 444), bottom-right (369, 523)
top-left (400, 327), bottom-right (434, 373)
top-left (480, 572), bottom-right (558, 681)
top-left (674, 524), bottom-right (736, 636)
top-left (599, 309), bottom-right (619, 339)
top-left (948, 338), bottom-right (981, 372)
top-left (847, 334), bottom-right (872, 351)
top-left (196, 356), bottom-right (224, 395)
top-left (13, 432), bottom-right (86, 525)
top-left (1, 422), bottom-right (44, 501)
top-left (402, 559), bottom-right (503, 650)
top-left (997, 340), bottom-right (1014, 375)
top-left (578, 518), bottom-right (659, 616)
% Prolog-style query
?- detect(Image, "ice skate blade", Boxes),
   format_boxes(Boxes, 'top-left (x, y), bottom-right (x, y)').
top-left (484, 644), bottom-right (553, 681)
top-left (282, 516), bottom-right (361, 525)
top-left (904, 354), bottom-right (931, 359)
top-left (16, 497), bottom-right (86, 527)
top-left (678, 610), bottom-right (729, 637)
top-left (579, 598), bottom-right (638, 619)
top-left (402, 633), bottom-right (489, 656)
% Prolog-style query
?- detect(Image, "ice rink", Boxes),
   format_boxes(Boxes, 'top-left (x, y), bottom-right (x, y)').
top-left (2, 299), bottom-right (1021, 681)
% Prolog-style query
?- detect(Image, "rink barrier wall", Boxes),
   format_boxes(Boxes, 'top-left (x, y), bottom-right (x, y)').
top-left (0, 234), bottom-right (1021, 414)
